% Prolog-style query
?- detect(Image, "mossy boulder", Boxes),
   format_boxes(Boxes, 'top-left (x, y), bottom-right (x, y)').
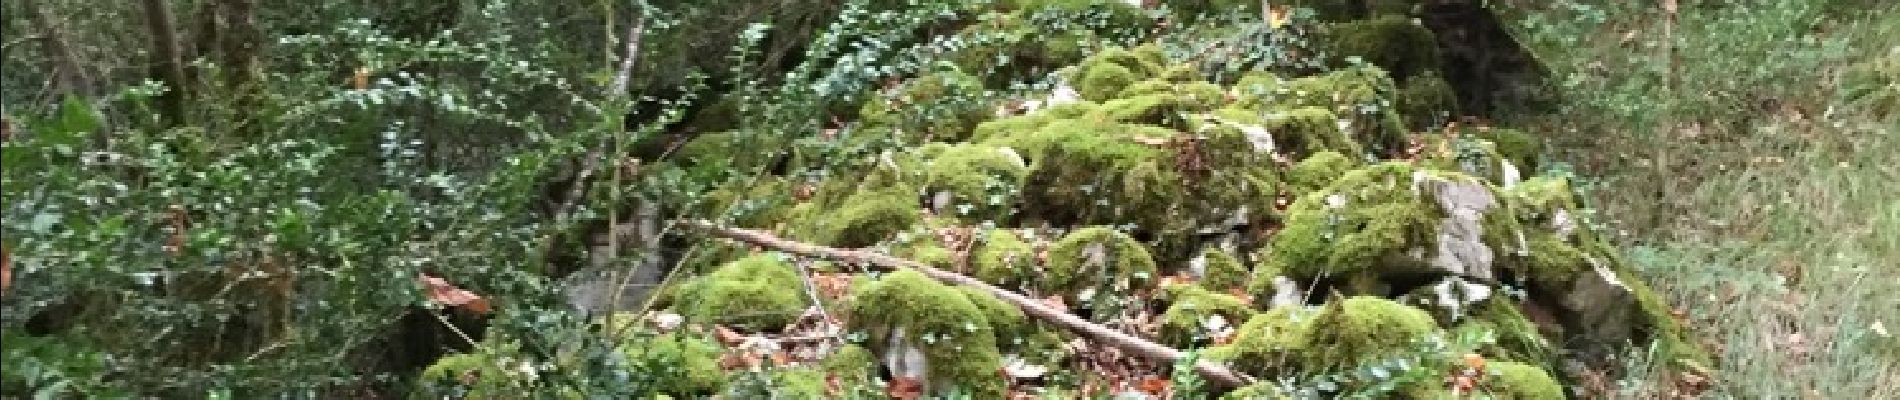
top-left (672, 254), bottom-right (808, 331)
top-left (415, 353), bottom-right (510, 398)
top-left (849, 269), bottom-right (1007, 397)
top-left (971, 228), bottom-right (1038, 287)
top-left (1479, 361), bottom-right (1567, 400)
top-left (920, 144), bottom-right (1029, 222)
top-left (1397, 277), bottom-right (1555, 365)
top-left (799, 184), bottom-right (921, 248)
top-left (1238, 65), bottom-right (1410, 157)
top-left (1068, 46), bottom-right (1168, 102)
top-left (1286, 150), bottom-right (1358, 197)
top-left (1414, 132), bottom-right (1527, 188)
top-left (1193, 247), bottom-right (1250, 293)
top-left (1267, 163), bottom-right (1522, 295)
top-left (1291, 0), bottom-right (1414, 21)
top-left (627, 333), bottom-right (730, 396)
top-left (1093, 79), bottom-right (1226, 126)
top-left (1210, 296), bottom-right (1439, 379)
top-left (1398, 71), bottom-right (1459, 131)
top-left (696, 175), bottom-right (796, 229)
top-left (956, 285), bottom-right (1028, 347)
top-left (1156, 283), bottom-right (1257, 348)
top-left (858, 66), bottom-right (993, 142)
top-left (1317, 15), bottom-right (1443, 83)
top-left (1501, 177), bottom-right (1708, 367)
top-left (1042, 227), bottom-right (1160, 311)
top-left (1015, 119), bottom-right (1178, 226)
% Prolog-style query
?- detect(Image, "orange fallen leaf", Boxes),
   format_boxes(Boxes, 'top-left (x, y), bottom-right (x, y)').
top-left (1137, 376), bottom-right (1169, 395)
top-left (2, 244), bottom-right (11, 294)
top-left (419, 273), bottom-right (491, 315)
top-left (888, 377), bottom-right (924, 400)
top-left (714, 325), bottom-right (745, 346)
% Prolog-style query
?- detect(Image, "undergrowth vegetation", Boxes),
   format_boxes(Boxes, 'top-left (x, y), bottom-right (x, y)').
top-left (1506, 0), bottom-right (1900, 397)
top-left (1, 0), bottom-right (1894, 398)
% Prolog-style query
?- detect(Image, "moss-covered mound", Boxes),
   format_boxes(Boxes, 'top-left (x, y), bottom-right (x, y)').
top-left (848, 269), bottom-right (1007, 397)
top-left (671, 254), bottom-right (808, 332)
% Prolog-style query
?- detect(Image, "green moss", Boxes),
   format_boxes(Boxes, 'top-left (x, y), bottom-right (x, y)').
top-left (1042, 227), bottom-right (1160, 305)
top-left (1318, 15), bottom-right (1442, 82)
top-left (1076, 62), bottom-right (1141, 102)
top-left (1268, 162), bottom-right (1445, 280)
top-left (822, 344), bottom-right (878, 386)
top-left (1470, 128), bottom-right (1541, 175)
top-left (1248, 66), bottom-right (1408, 156)
top-left (1156, 283), bottom-right (1258, 348)
top-left (1207, 305), bottom-right (1312, 377)
top-left (922, 144), bottom-right (1029, 222)
top-left (1212, 298), bottom-right (1446, 395)
top-left (1220, 382), bottom-right (1292, 400)
top-left (1016, 120), bottom-right (1174, 225)
top-left (802, 185), bottom-right (921, 248)
top-left (622, 333), bottom-right (729, 396)
top-left (956, 285), bottom-right (1028, 347)
top-left (1218, 105), bottom-right (1364, 160)
top-left (1198, 247), bottom-right (1250, 293)
top-left (416, 353), bottom-right (506, 397)
top-left (1398, 71), bottom-right (1459, 131)
top-left (1287, 150), bottom-right (1357, 197)
top-left (673, 254), bottom-right (808, 331)
top-left (697, 176), bottom-right (795, 229)
top-left (858, 67), bottom-right (993, 142)
top-left (1291, 0), bottom-right (1414, 21)
top-left (1480, 361), bottom-right (1566, 400)
top-left (849, 269), bottom-right (1006, 397)
top-left (758, 367), bottom-right (830, 398)
top-left (971, 229), bottom-right (1036, 287)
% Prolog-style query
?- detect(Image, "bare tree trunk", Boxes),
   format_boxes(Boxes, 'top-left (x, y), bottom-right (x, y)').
top-left (142, 0), bottom-right (191, 127)
top-left (25, 0), bottom-right (94, 98)
top-left (680, 220), bottom-right (1256, 389)
top-left (215, 0), bottom-right (261, 136)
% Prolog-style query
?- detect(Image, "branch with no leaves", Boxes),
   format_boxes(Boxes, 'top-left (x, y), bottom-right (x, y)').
top-left (676, 219), bottom-right (1256, 389)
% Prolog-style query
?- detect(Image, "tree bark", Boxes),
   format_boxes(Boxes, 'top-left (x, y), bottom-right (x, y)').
top-left (142, 0), bottom-right (191, 127)
top-left (678, 220), bottom-right (1256, 389)
top-left (25, 0), bottom-right (94, 98)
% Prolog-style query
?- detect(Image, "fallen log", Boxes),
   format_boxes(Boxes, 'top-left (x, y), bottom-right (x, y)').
top-left (677, 219), bottom-right (1255, 389)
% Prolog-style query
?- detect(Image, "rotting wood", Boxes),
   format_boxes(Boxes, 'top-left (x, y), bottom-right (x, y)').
top-left (678, 219), bottom-right (1256, 389)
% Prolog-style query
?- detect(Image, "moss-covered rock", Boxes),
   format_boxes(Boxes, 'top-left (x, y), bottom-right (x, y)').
top-left (672, 254), bottom-right (808, 331)
top-left (858, 66), bottom-right (993, 142)
top-left (1291, 0), bottom-right (1414, 21)
top-left (1015, 119), bottom-right (1177, 226)
top-left (1042, 227), bottom-right (1160, 310)
top-left (1479, 361), bottom-right (1566, 400)
top-left (629, 333), bottom-right (730, 396)
top-left (1156, 283), bottom-right (1257, 348)
top-left (849, 269), bottom-right (1006, 397)
top-left (1219, 382), bottom-right (1293, 400)
top-left (415, 353), bottom-right (509, 398)
top-left (1286, 150), bottom-right (1358, 197)
top-left (1268, 163), bottom-right (1518, 292)
top-left (1194, 247), bottom-right (1250, 292)
top-left (1239, 65), bottom-right (1409, 157)
top-left (1398, 71), bottom-right (1459, 131)
top-left (971, 228), bottom-right (1037, 287)
top-left (1500, 177), bottom-right (1709, 368)
top-left (921, 144), bottom-right (1028, 222)
top-left (800, 185), bottom-right (921, 248)
top-left (1209, 297), bottom-right (1440, 390)
top-left (1317, 15), bottom-right (1442, 83)
top-left (1470, 127), bottom-right (1541, 176)
top-left (956, 285), bottom-right (1028, 348)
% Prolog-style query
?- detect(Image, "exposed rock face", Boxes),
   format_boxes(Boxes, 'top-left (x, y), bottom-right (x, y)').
top-left (1416, 172), bottom-right (1499, 279)
top-left (1559, 256), bottom-right (1640, 350)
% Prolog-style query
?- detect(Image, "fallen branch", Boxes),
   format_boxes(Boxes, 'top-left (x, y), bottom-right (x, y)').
top-left (677, 220), bottom-right (1255, 389)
